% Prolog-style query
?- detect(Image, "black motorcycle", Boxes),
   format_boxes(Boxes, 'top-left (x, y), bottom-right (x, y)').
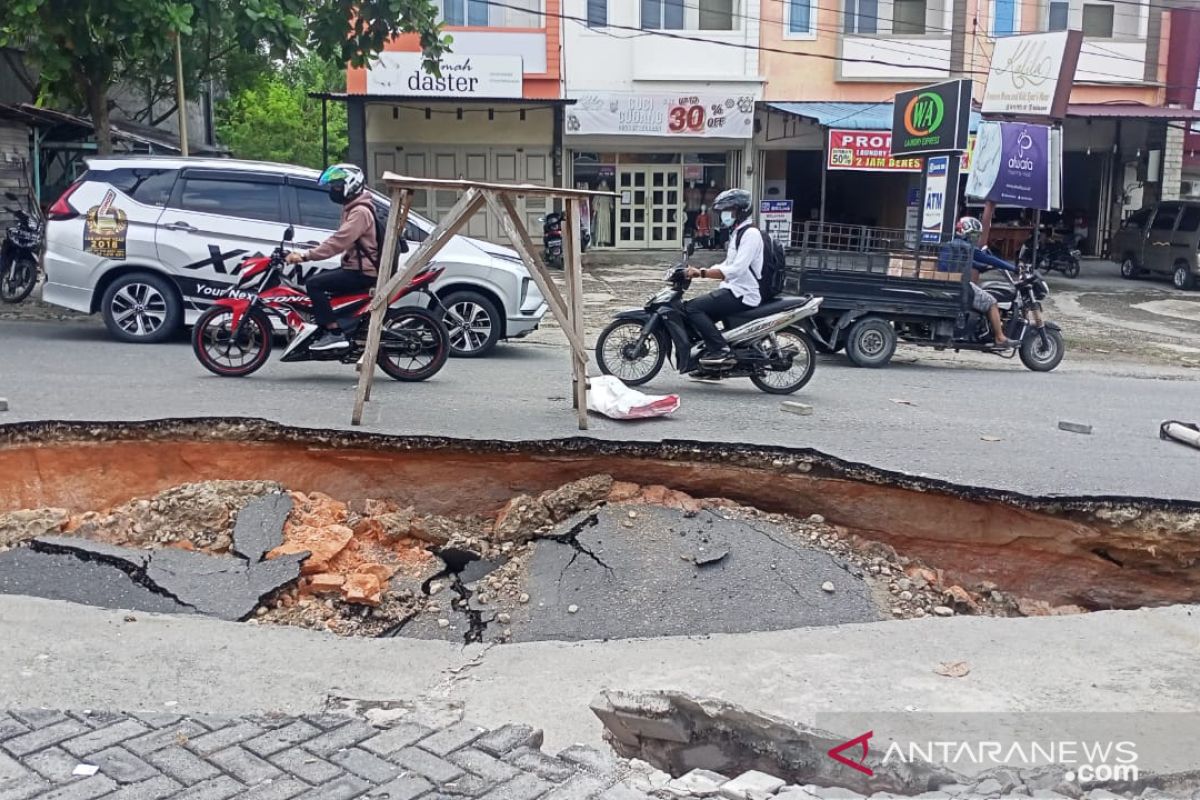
top-left (595, 242), bottom-right (823, 394)
top-left (1, 191), bottom-right (43, 303)
top-left (976, 265), bottom-right (1065, 371)
top-left (540, 210), bottom-right (591, 269)
top-left (1018, 228), bottom-right (1080, 279)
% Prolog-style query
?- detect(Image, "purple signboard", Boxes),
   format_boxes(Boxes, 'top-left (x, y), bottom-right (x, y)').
top-left (965, 122), bottom-right (1056, 210)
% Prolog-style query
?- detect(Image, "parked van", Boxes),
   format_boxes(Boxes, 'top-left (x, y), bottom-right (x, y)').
top-left (1112, 201), bottom-right (1200, 290)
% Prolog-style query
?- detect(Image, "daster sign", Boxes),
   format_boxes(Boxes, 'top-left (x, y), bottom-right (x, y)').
top-left (891, 79), bottom-right (972, 156)
top-left (366, 53), bottom-right (523, 98)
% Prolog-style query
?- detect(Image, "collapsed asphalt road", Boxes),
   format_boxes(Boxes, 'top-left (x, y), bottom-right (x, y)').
top-left (401, 505), bottom-right (879, 644)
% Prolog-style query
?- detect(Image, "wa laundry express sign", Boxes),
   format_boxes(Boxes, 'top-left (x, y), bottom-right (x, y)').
top-left (367, 53), bottom-right (524, 98)
top-left (890, 79), bottom-right (972, 156)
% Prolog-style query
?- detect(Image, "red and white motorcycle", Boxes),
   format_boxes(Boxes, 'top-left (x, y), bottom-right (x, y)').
top-left (191, 226), bottom-right (449, 381)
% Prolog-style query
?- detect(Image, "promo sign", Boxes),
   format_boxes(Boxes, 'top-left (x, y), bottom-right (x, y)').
top-left (891, 79), bottom-right (972, 156)
top-left (366, 53), bottom-right (523, 98)
top-left (981, 31), bottom-right (1082, 118)
top-left (966, 121), bottom-right (1060, 210)
top-left (827, 129), bottom-right (977, 173)
top-left (921, 156), bottom-right (950, 244)
top-left (567, 92), bottom-right (756, 138)
top-left (83, 189), bottom-right (128, 260)
top-left (759, 200), bottom-right (794, 247)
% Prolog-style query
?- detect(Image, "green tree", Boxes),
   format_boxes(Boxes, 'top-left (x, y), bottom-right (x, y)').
top-left (217, 53), bottom-right (347, 169)
top-left (0, 0), bottom-right (447, 154)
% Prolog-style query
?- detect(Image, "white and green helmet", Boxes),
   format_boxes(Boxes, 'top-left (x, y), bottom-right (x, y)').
top-left (318, 163), bottom-right (366, 204)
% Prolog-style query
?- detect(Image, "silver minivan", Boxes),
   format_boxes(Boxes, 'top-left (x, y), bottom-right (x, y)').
top-left (41, 156), bottom-right (548, 355)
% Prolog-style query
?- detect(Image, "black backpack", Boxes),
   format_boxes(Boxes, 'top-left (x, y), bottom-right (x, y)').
top-left (736, 225), bottom-right (786, 302)
top-left (354, 205), bottom-right (408, 269)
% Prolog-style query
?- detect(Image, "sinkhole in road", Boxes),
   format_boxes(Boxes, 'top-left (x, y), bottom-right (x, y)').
top-left (1, 418), bottom-right (1198, 641)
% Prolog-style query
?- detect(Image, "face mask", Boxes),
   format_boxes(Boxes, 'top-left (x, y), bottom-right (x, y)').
top-left (720, 211), bottom-right (735, 227)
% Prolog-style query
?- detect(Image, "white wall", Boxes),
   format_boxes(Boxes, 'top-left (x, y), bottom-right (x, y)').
top-left (560, 0), bottom-right (760, 92)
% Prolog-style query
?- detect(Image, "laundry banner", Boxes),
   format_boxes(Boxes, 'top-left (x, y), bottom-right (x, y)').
top-left (966, 121), bottom-right (1061, 210)
top-left (566, 92), bottom-right (756, 138)
top-left (827, 129), bottom-right (976, 173)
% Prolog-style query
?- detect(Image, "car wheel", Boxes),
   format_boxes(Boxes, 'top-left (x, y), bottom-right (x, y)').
top-left (1120, 256), bottom-right (1140, 280)
top-left (441, 291), bottom-right (502, 358)
top-left (101, 272), bottom-right (182, 344)
top-left (1173, 262), bottom-right (1197, 291)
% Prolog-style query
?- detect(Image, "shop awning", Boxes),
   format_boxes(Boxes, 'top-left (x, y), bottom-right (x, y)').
top-left (1065, 103), bottom-right (1200, 120)
top-left (765, 101), bottom-right (982, 132)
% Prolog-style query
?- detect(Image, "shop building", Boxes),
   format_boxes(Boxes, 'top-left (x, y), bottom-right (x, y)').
top-left (338, 0), bottom-right (567, 241)
top-left (559, 0), bottom-right (762, 249)
top-left (752, 0), bottom-right (1200, 256)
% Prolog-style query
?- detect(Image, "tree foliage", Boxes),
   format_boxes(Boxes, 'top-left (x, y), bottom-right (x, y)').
top-left (0, 0), bottom-right (447, 153)
top-left (217, 53), bottom-right (347, 170)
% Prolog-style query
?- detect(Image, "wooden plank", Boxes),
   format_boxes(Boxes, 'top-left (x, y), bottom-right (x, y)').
top-left (487, 192), bottom-right (586, 357)
top-left (370, 187), bottom-right (486, 312)
top-left (363, 189), bottom-right (413, 404)
top-left (353, 186), bottom-right (407, 424)
top-left (565, 197), bottom-right (589, 430)
top-left (381, 172), bottom-right (617, 200)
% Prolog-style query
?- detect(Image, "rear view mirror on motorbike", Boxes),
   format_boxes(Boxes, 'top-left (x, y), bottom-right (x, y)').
top-left (283, 225), bottom-right (295, 242)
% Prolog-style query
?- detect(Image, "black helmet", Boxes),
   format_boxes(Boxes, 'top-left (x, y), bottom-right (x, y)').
top-left (711, 188), bottom-right (752, 215)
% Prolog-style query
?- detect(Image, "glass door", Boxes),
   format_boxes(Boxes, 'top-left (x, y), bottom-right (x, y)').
top-left (617, 165), bottom-right (682, 249)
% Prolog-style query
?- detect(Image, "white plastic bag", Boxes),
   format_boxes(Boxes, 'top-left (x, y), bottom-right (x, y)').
top-left (587, 375), bottom-right (680, 420)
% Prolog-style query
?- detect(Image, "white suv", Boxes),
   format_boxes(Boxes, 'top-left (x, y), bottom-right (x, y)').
top-left (41, 156), bottom-right (548, 356)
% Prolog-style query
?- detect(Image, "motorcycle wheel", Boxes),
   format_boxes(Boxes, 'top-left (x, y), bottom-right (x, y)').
top-left (0, 257), bottom-right (37, 303)
top-left (192, 306), bottom-right (273, 377)
top-left (750, 326), bottom-right (816, 395)
top-left (377, 307), bottom-right (449, 382)
top-left (1064, 258), bottom-right (1080, 279)
top-left (596, 320), bottom-right (666, 386)
top-left (1019, 327), bottom-right (1065, 372)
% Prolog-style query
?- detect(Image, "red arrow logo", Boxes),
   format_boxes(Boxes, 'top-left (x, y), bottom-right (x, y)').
top-left (827, 731), bottom-right (874, 776)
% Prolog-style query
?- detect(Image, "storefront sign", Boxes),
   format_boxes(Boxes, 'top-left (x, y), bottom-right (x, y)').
top-left (827, 130), bottom-right (977, 173)
top-left (966, 121), bottom-right (1060, 210)
top-left (366, 53), bottom-right (523, 98)
top-left (922, 156), bottom-right (950, 244)
top-left (567, 92), bottom-right (756, 138)
top-left (981, 31), bottom-right (1082, 119)
top-left (759, 200), bottom-right (794, 247)
top-left (891, 79), bottom-right (972, 156)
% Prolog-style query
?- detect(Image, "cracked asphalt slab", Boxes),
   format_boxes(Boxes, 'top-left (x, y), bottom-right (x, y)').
top-left (0, 493), bottom-right (303, 621)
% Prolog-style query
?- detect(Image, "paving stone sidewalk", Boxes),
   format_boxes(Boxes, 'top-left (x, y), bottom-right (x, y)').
top-left (0, 709), bottom-right (638, 800)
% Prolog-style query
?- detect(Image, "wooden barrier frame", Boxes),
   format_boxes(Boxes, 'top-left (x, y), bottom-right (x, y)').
top-left (352, 174), bottom-right (616, 430)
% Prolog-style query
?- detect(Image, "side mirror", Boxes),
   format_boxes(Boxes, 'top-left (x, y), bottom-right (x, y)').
top-left (283, 225), bottom-right (294, 242)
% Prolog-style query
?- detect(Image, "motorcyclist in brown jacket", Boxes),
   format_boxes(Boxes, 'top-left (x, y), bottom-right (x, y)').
top-left (285, 163), bottom-right (378, 351)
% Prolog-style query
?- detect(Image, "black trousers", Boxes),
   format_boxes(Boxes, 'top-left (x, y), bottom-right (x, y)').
top-left (684, 288), bottom-right (750, 352)
top-left (307, 268), bottom-right (376, 329)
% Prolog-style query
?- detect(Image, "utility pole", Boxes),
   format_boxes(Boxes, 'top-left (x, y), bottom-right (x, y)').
top-left (174, 31), bottom-right (189, 157)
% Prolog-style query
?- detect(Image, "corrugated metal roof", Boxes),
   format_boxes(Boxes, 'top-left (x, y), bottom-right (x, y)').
top-left (766, 101), bottom-right (982, 132)
top-left (1066, 103), bottom-right (1200, 120)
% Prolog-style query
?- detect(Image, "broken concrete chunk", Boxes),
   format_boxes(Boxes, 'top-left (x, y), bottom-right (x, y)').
top-left (780, 401), bottom-right (813, 416)
top-left (719, 770), bottom-right (786, 800)
top-left (308, 573), bottom-right (345, 594)
top-left (268, 523), bottom-right (353, 574)
top-left (592, 690), bottom-right (962, 796)
top-left (231, 492), bottom-right (292, 562)
top-left (1058, 421), bottom-right (1093, 435)
top-left (1, 508), bottom-right (69, 549)
top-left (667, 768), bottom-right (729, 797)
top-left (694, 544), bottom-right (730, 566)
top-left (146, 548), bottom-right (304, 621)
top-left (493, 494), bottom-right (554, 543)
top-left (342, 573), bottom-right (383, 606)
top-left (539, 475), bottom-right (615, 522)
